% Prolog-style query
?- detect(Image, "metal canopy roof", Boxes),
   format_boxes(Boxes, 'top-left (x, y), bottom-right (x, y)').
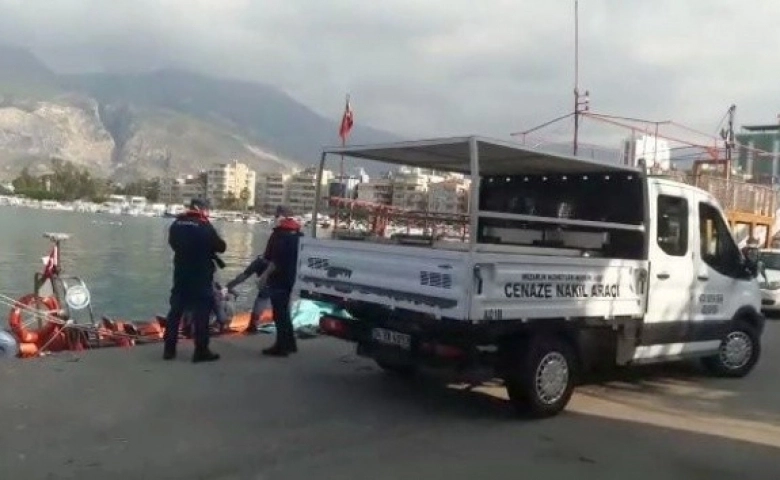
top-left (323, 136), bottom-right (642, 176)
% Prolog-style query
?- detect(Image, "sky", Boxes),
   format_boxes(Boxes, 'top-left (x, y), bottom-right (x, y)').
top-left (0, 0), bottom-right (779, 153)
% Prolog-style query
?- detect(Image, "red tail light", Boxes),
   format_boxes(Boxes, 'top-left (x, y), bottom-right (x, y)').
top-left (421, 342), bottom-right (464, 359)
top-left (320, 316), bottom-right (348, 336)
top-left (434, 344), bottom-right (465, 359)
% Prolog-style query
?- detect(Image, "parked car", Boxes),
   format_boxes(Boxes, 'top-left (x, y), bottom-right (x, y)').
top-left (758, 248), bottom-right (780, 314)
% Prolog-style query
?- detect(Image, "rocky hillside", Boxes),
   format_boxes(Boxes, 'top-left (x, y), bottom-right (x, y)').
top-left (0, 46), bottom-right (398, 182)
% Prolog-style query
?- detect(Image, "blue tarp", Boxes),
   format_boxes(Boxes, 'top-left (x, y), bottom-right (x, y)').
top-left (258, 299), bottom-right (352, 338)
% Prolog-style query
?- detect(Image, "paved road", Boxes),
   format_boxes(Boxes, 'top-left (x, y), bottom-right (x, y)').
top-left (2, 321), bottom-right (780, 480)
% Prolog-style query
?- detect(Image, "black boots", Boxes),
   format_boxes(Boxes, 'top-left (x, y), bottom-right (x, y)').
top-left (261, 344), bottom-right (297, 357)
top-left (192, 350), bottom-right (220, 363)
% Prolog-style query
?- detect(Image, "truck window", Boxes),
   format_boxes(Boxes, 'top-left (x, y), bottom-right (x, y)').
top-left (698, 202), bottom-right (743, 277)
top-left (477, 172), bottom-right (645, 259)
top-left (656, 195), bottom-right (688, 256)
top-left (479, 172), bottom-right (643, 224)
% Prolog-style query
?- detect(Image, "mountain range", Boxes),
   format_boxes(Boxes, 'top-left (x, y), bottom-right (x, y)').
top-left (0, 45), bottom-right (400, 182)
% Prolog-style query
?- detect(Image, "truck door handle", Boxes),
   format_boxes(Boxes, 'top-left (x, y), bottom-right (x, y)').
top-left (697, 275), bottom-right (709, 281)
top-left (656, 273), bottom-right (670, 280)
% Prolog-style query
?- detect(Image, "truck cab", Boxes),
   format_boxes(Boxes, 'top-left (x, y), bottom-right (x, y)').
top-left (298, 136), bottom-right (764, 418)
top-left (638, 178), bottom-right (762, 363)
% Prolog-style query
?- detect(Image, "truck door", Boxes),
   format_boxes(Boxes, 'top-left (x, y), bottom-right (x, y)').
top-left (692, 200), bottom-right (752, 324)
top-left (644, 183), bottom-right (695, 330)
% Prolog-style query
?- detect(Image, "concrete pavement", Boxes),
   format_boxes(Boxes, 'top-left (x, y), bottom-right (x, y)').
top-left (1, 322), bottom-right (779, 480)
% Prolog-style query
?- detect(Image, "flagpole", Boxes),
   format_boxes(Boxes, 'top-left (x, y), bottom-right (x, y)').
top-left (340, 94), bottom-right (349, 189)
top-left (338, 130), bottom-right (345, 230)
top-left (337, 93), bottom-right (350, 230)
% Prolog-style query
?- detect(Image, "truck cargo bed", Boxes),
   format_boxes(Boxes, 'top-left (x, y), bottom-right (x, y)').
top-left (297, 238), bottom-right (472, 320)
top-left (296, 238), bottom-right (648, 322)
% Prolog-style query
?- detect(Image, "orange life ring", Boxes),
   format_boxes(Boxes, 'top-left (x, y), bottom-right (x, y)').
top-left (7, 294), bottom-right (60, 344)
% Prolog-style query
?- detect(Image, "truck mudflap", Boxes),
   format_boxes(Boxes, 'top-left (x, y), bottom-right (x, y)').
top-left (297, 238), bottom-right (471, 320)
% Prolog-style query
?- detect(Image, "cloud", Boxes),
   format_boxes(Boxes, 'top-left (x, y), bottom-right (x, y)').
top-left (1, 0), bottom-right (779, 153)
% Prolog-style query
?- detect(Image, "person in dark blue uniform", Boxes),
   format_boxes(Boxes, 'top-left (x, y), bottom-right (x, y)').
top-left (256, 205), bottom-right (302, 357)
top-left (163, 198), bottom-right (227, 363)
top-left (224, 256), bottom-right (271, 334)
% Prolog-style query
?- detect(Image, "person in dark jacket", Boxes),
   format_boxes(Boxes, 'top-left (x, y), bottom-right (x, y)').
top-left (224, 256), bottom-right (271, 334)
top-left (164, 198), bottom-right (227, 362)
top-left (256, 205), bottom-right (302, 356)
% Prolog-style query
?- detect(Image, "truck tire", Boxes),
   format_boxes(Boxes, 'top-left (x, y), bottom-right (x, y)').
top-left (504, 334), bottom-right (577, 419)
top-left (375, 359), bottom-right (417, 377)
top-left (702, 322), bottom-right (760, 378)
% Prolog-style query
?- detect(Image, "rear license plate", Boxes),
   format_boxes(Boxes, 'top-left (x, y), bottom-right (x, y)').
top-left (371, 328), bottom-right (411, 350)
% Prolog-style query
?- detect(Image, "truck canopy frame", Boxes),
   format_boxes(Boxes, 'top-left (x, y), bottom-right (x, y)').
top-left (320, 135), bottom-right (642, 176)
top-left (314, 136), bottom-right (647, 248)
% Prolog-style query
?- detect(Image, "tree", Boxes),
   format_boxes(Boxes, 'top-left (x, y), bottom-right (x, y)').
top-left (10, 158), bottom-right (170, 203)
top-left (11, 159), bottom-right (134, 202)
top-left (43, 157), bottom-right (105, 201)
top-left (12, 167), bottom-right (41, 192)
top-left (219, 192), bottom-right (240, 211)
top-left (114, 178), bottom-right (161, 202)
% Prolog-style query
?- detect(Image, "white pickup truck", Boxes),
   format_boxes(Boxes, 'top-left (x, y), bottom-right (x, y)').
top-left (296, 136), bottom-right (765, 418)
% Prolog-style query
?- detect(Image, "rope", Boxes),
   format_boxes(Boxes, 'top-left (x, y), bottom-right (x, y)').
top-left (0, 291), bottom-right (62, 328)
top-left (0, 292), bottom-right (144, 343)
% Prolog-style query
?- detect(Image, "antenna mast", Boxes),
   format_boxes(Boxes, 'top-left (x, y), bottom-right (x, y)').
top-left (573, 0), bottom-right (589, 156)
top-left (511, 0), bottom-right (589, 148)
top-left (720, 105), bottom-right (736, 180)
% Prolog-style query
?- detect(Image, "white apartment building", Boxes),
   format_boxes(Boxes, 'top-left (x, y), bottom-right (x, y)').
top-left (256, 172), bottom-right (291, 214)
top-left (356, 178), bottom-right (393, 205)
top-left (391, 167), bottom-right (446, 211)
top-left (285, 167), bottom-right (334, 214)
top-left (428, 178), bottom-right (470, 214)
top-left (622, 134), bottom-right (671, 172)
top-left (206, 160), bottom-right (257, 208)
top-left (159, 174), bottom-right (207, 206)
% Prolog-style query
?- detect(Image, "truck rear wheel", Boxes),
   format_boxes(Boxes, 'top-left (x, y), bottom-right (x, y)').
top-left (503, 334), bottom-right (577, 419)
top-left (702, 322), bottom-right (760, 378)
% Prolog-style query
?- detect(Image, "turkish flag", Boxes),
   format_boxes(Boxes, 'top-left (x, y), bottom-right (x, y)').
top-left (339, 97), bottom-right (354, 144)
top-left (41, 244), bottom-right (58, 279)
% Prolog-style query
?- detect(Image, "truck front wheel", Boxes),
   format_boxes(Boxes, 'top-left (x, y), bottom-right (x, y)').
top-left (702, 322), bottom-right (761, 378)
top-left (503, 334), bottom-right (577, 419)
